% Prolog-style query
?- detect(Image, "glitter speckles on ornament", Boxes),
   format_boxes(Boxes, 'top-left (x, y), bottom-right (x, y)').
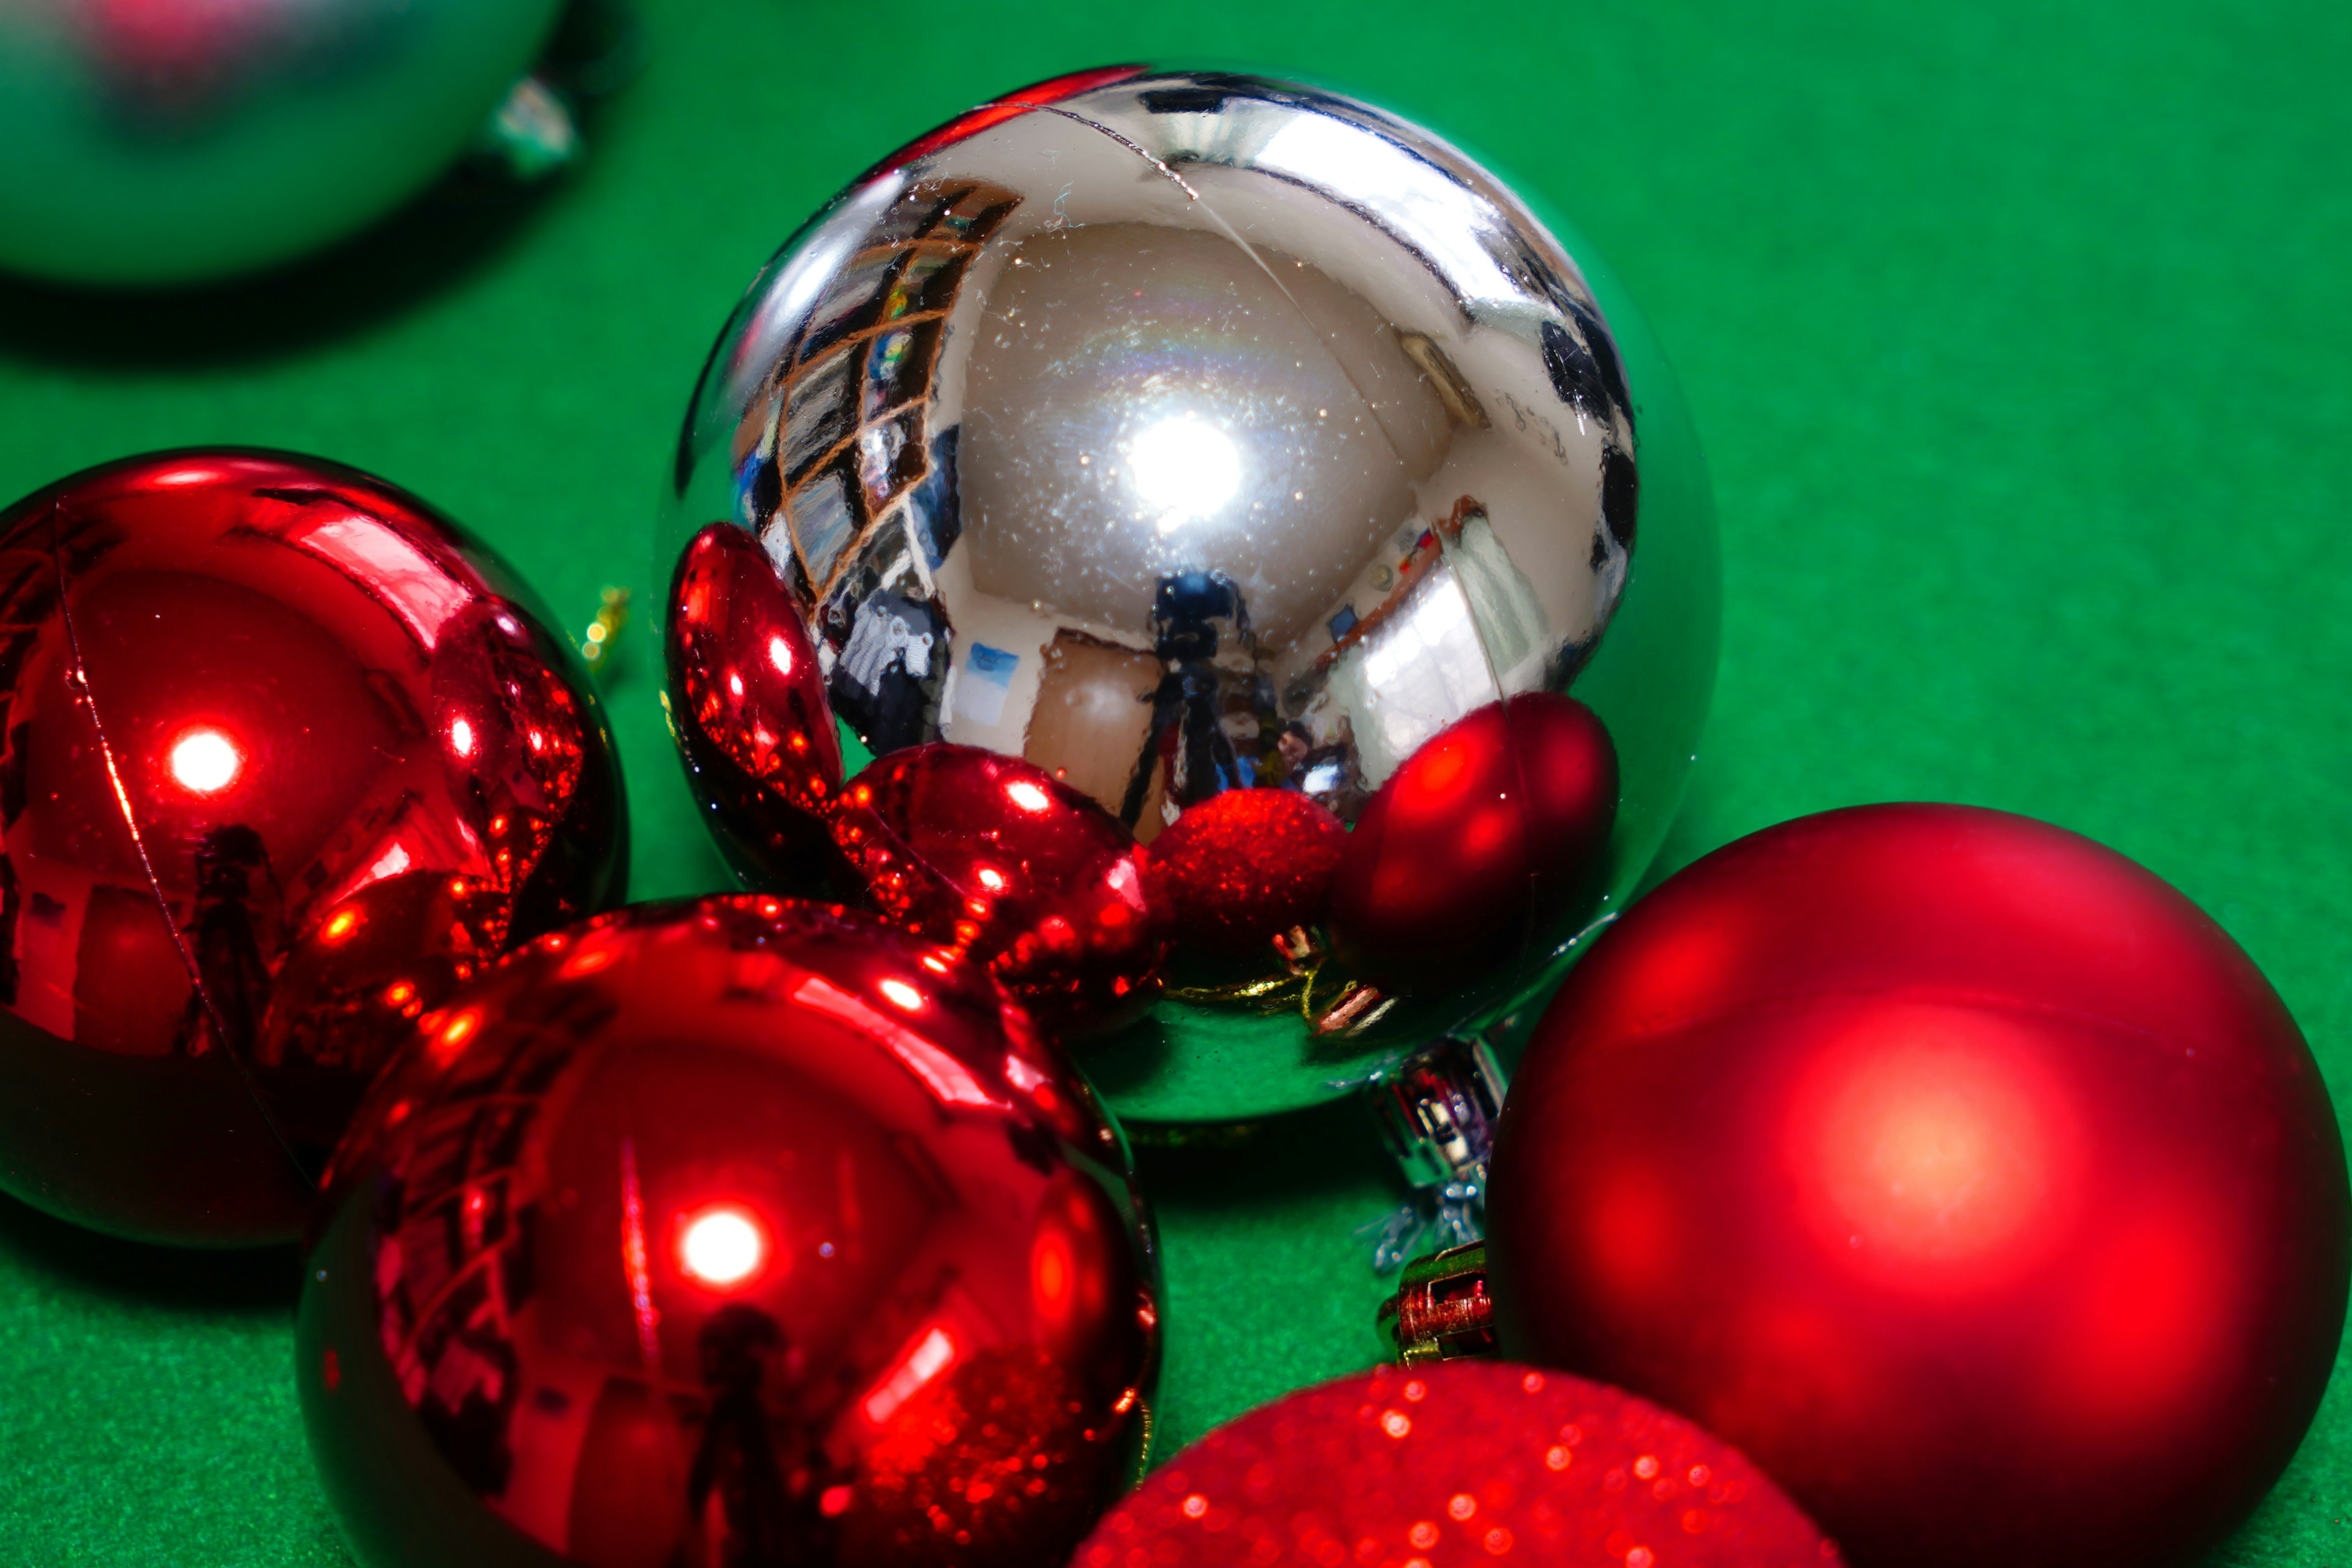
top-left (843, 1346), bottom-right (1112, 1567)
top-left (1075, 1361), bottom-right (1834, 1567)
top-left (1145, 788), bottom-right (1348, 957)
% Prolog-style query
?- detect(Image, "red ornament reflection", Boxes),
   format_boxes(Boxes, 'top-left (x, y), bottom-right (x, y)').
top-left (298, 896), bottom-right (1159, 1568)
top-left (1333, 692), bottom-right (1617, 990)
top-left (875, 64), bottom-right (1147, 173)
top-left (0, 450), bottom-right (625, 1245)
top-left (830, 744), bottom-right (1170, 1038)
top-left (1144, 788), bottom-right (1347, 958)
top-left (666, 522), bottom-right (844, 892)
top-left (1488, 804), bottom-right (2351, 1568)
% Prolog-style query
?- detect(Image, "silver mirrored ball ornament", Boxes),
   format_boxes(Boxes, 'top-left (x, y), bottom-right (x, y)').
top-left (662, 68), bottom-right (1718, 1123)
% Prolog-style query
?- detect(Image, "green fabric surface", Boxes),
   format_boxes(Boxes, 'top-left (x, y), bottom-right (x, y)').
top-left (1, 0), bottom-right (2347, 1562)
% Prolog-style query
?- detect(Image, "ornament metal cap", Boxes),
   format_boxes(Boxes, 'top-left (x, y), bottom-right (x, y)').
top-left (1359, 1035), bottom-right (1509, 1271)
top-left (1377, 1240), bottom-right (1496, 1365)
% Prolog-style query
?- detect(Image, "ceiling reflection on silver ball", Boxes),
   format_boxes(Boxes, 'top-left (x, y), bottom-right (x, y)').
top-left (663, 68), bottom-right (1716, 1123)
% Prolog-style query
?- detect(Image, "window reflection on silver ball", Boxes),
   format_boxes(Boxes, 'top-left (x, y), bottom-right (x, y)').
top-left (662, 68), bottom-right (1718, 1125)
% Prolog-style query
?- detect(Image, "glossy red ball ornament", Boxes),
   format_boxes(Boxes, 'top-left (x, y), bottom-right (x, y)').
top-left (1332, 692), bottom-right (1617, 991)
top-left (667, 521), bottom-right (844, 891)
top-left (829, 743), bottom-right (1169, 1038)
top-left (1144, 788), bottom-right (1348, 958)
top-left (1488, 804), bottom-right (2351, 1568)
top-left (0, 450), bottom-right (624, 1246)
top-left (299, 895), bottom-right (1160, 1568)
top-left (1076, 1360), bottom-right (1836, 1567)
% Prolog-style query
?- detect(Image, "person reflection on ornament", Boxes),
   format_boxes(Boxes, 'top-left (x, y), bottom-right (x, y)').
top-left (1274, 721), bottom-right (1311, 780)
top-left (1280, 717), bottom-right (1367, 820)
top-left (686, 1303), bottom-right (831, 1567)
top-left (178, 823), bottom-right (277, 1060)
top-left (1121, 571), bottom-right (1253, 827)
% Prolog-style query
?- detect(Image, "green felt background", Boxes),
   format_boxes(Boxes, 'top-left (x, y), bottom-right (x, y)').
top-left (1, 0), bottom-right (2347, 1561)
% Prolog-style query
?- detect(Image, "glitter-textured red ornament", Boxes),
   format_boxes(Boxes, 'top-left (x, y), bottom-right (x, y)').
top-left (1332, 693), bottom-right (1616, 991)
top-left (300, 895), bottom-right (1160, 1568)
top-left (1144, 788), bottom-right (1346, 957)
top-left (0, 450), bottom-right (624, 1245)
top-left (1077, 1360), bottom-right (1834, 1567)
top-left (830, 743), bottom-right (1168, 1038)
top-left (1488, 804), bottom-right (2350, 1568)
top-left (666, 521), bottom-right (843, 891)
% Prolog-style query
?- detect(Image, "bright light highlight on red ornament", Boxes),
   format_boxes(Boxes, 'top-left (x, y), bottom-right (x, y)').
top-left (448, 717), bottom-right (475, 757)
top-left (678, 1204), bottom-right (767, 1287)
top-left (428, 1008), bottom-right (480, 1066)
top-left (168, 726), bottom-right (242, 793)
top-left (1034, 1230), bottom-right (1073, 1307)
top-left (1005, 778), bottom-right (1051, 813)
top-left (879, 977), bottom-right (924, 1012)
top-left (1791, 1008), bottom-right (2075, 1283)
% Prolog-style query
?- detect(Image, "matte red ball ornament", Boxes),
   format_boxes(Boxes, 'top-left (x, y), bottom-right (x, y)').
top-left (0, 450), bottom-right (624, 1245)
top-left (1144, 787), bottom-right (1347, 957)
top-left (829, 743), bottom-right (1169, 1038)
top-left (667, 521), bottom-right (843, 891)
top-left (1333, 692), bottom-right (1617, 990)
top-left (1076, 1360), bottom-right (1835, 1567)
top-left (1487, 804), bottom-right (2351, 1568)
top-left (299, 895), bottom-right (1160, 1568)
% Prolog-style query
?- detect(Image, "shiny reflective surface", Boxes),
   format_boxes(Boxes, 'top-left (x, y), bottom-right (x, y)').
top-left (831, 744), bottom-right (1169, 1039)
top-left (663, 69), bottom-right (1718, 1121)
top-left (0, 0), bottom-right (562, 284)
top-left (1077, 1360), bottom-right (1834, 1566)
top-left (300, 897), bottom-right (1159, 1568)
top-left (1332, 692), bottom-right (1615, 992)
top-left (0, 450), bottom-right (624, 1245)
top-left (1489, 805), bottom-right (2352, 1568)
top-left (668, 521), bottom-right (844, 890)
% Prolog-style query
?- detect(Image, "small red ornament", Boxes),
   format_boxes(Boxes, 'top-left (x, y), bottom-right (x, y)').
top-left (1332, 693), bottom-right (1616, 990)
top-left (0, 450), bottom-right (624, 1245)
top-left (1488, 804), bottom-right (2351, 1568)
top-left (1076, 1360), bottom-right (1835, 1567)
top-left (829, 743), bottom-right (1169, 1038)
top-left (300, 896), bottom-right (1159, 1568)
top-left (1144, 787), bottom-right (1347, 957)
top-left (666, 521), bottom-right (844, 891)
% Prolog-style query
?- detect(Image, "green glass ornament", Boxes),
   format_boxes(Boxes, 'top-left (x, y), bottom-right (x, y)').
top-left (0, 0), bottom-right (562, 285)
